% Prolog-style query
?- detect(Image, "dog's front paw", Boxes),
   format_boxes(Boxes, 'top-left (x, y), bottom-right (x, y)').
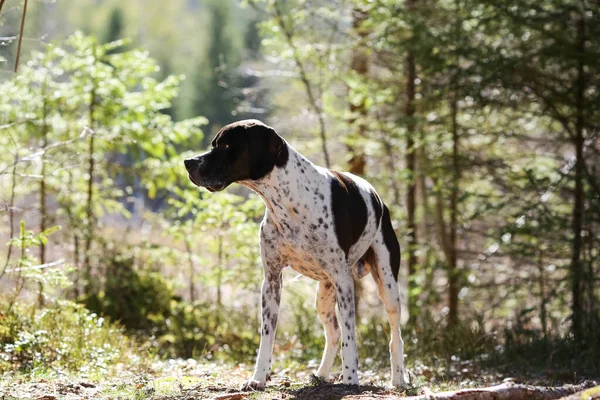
top-left (240, 379), bottom-right (266, 391)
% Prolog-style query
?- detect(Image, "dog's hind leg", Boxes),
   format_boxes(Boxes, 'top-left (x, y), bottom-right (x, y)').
top-left (371, 207), bottom-right (407, 388)
top-left (315, 280), bottom-right (341, 379)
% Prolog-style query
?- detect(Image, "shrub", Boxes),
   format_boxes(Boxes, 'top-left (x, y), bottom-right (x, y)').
top-left (0, 300), bottom-right (149, 376)
top-left (84, 249), bottom-right (174, 332)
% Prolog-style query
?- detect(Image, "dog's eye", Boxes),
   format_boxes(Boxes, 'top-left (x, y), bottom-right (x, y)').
top-left (217, 142), bottom-right (230, 149)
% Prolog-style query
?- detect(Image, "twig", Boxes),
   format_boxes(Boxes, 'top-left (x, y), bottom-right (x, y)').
top-left (14, 0), bottom-right (28, 73)
top-left (0, 126), bottom-right (94, 176)
top-left (4, 259), bottom-right (65, 274)
top-left (0, 120), bottom-right (30, 130)
top-left (0, 0), bottom-right (6, 15)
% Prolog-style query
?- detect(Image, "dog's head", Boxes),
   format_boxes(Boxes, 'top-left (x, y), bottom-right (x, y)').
top-left (184, 119), bottom-right (289, 192)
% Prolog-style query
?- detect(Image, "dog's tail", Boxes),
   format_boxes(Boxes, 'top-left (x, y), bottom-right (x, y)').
top-left (381, 204), bottom-right (401, 282)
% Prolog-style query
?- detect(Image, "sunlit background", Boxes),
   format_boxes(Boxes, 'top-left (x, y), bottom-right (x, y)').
top-left (0, 0), bottom-right (598, 395)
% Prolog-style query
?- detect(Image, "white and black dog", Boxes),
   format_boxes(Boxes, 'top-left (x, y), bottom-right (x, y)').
top-left (184, 119), bottom-right (407, 390)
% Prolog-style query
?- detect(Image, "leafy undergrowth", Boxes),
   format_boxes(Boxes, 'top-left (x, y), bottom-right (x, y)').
top-left (1, 300), bottom-right (598, 399)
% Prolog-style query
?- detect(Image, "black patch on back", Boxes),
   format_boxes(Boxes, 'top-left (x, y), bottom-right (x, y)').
top-left (330, 171), bottom-right (368, 259)
top-left (381, 204), bottom-right (401, 281)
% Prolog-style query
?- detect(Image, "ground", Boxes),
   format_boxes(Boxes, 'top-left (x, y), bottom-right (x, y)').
top-left (1, 360), bottom-right (598, 400)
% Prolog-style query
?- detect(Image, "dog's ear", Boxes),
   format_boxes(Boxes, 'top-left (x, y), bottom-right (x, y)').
top-left (272, 130), bottom-right (288, 167)
top-left (248, 124), bottom-right (288, 180)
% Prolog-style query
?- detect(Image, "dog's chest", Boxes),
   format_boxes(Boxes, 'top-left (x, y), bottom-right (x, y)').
top-left (265, 213), bottom-right (340, 281)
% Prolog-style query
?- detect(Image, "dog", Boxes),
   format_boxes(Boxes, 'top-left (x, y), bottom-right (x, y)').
top-left (184, 119), bottom-right (407, 390)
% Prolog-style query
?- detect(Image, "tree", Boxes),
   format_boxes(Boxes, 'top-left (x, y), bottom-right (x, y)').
top-left (190, 0), bottom-right (240, 139)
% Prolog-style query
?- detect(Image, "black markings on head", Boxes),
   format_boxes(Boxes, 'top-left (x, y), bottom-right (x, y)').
top-left (330, 171), bottom-right (368, 258)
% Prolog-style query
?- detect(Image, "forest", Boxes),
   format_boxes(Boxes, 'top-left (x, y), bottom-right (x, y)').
top-left (0, 0), bottom-right (599, 399)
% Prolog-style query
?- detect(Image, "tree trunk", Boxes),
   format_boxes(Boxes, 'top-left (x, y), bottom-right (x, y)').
top-left (38, 92), bottom-right (48, 307)
top-left (185, 236), bottom-right (195, 303)
top-left (383, 139), bottom-right (401, 205)
top-left (405, 0), bottom-right (418, 322)
top-left (397, 381), bottom-right (598, 400)
top-left (83, 62), bottom-right (97, 296)
top-left (570, 1), bottom-right (586, 343)
top-left (447, 0), bottom-right (461, 326)
top-left (347, 8), bottom-right (369, 177)
top-left (447, 92), bottom-right (459, 326)
top-left (537, 248), bottom-right (548, 337)
top-left (215, 234), bottom-right (224, 327)
top-left (0, 148), bottom-right (18, 280)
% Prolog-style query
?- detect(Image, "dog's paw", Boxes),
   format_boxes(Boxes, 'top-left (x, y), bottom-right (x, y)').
top-left (240, 379), bottom-right (266, 391)
top-left (391, 370), bottom-right (410, 389)
top-left (341, 374), bottom-right (359, 385)
top-left (309, 374), bottom-right (330, 386)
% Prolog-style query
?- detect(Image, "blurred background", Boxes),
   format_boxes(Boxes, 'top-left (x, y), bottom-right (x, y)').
top-left (0, 0), bottom-right (599, 385)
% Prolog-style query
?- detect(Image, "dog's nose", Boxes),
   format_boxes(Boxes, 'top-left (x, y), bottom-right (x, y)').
top-left (184, 158), bottom-right (196, 170)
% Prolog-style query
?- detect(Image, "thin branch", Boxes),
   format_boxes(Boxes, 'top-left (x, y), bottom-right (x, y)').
top-left (0, 126), bottom-right (94, 176)
top-left (14, 0), bottom-right (29, 73)
top-left (0, 120), bottom-right (31, 130)
top-left (270, 0), bottom-right (331, 167)
top-left (4, 259), bottom-right (65, 274)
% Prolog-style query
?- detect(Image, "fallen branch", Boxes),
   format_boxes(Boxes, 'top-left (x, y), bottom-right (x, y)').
top-left (397, 381), bottom-right (598, 400)
top-left (558, 384), bottom-right (600, 400)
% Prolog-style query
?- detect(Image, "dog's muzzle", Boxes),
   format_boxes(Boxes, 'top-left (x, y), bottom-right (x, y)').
top-left (184, 157), bottom-right (227, 192)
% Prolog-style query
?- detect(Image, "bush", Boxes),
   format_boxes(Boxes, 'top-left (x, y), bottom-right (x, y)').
top-left (156, 300), bottom-right (260, 362)
top-left (82, 246), bottom-right (261, 363)
top-left (0, 300), bottom-right (149, 376)
top-left (84, 249), bottom-right (174, 332)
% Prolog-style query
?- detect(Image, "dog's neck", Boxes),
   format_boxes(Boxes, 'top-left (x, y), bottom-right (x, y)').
top-left (242, 144), bottom-right (328, 228)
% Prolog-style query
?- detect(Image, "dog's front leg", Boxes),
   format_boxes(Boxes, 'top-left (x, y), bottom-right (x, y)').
top-left (333, 273), bottom-right (359, 385)
top-left (241, 269), bottom-right (282, 391)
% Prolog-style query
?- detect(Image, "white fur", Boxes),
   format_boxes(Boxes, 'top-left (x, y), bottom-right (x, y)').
top-left (240, 143), bottom-right (407, 390)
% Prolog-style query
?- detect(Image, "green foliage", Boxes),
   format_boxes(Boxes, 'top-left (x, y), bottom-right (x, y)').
top-left (157, 300), bottom-right (260, 362)
top-left (0, 300), bottom-right (148, 376)
top-left (84, 249), bottom-right (174, 332)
